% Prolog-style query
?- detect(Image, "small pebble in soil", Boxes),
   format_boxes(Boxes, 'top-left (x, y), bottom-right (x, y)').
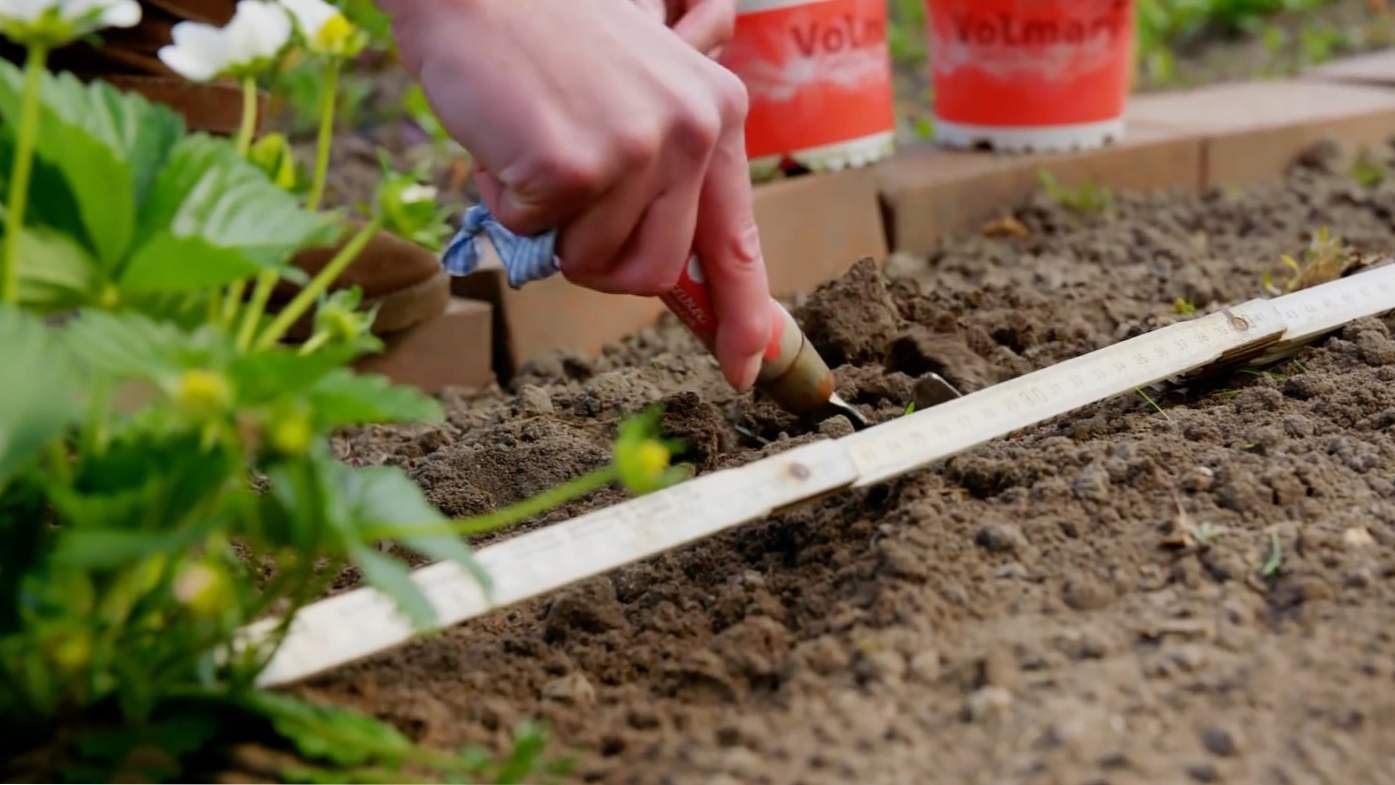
top-left (979, 648), bottom-right (1021, 690)
top-left (541, 672), bottom-right (596, 705)
top-left (908, 650), bottom-right (941, 684)
top-left (1343, 526), bottom-right (1377, 548)
top-left (516, 384), bottom-right (554, 416)
top-left (975, 522), bottom-right (1028, 553)
top-left (1201, 726), bottom-right (1240, 757)
top-left (856, 650), bottom-right (907, 685)
top-left (818, 415), bottom-right (855, 439)
top-left (1062, 576), bottom-right (1115, 611)
top-left (1186, 763), bottom-right (1221, 783)
top-left (964, 686), bottom-right (1014, 722)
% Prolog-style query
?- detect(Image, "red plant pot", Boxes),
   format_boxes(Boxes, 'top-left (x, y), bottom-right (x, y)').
top-left (721, 0), bottom-right (897, 175)
top-left (926, 0), bottom-right (1135, 152)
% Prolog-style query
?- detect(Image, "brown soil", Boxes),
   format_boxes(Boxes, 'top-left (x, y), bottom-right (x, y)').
top-left (305, 142), bottom-right (1395, 785)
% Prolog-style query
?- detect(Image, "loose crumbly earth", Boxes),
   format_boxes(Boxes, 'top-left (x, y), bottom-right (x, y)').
top-left (305, 144), bottom-right (1395, 785)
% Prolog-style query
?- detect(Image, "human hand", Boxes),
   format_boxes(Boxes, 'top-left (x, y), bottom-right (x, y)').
top-left (380, 0), bottom-right (770, 390)
top-left (631, 0), bottom-right (736, 57)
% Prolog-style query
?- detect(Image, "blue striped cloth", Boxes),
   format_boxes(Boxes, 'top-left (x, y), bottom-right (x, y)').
top-left (442, 204), bottom-right (560, 289)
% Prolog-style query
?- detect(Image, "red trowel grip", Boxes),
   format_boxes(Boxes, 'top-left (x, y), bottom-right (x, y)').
top-left (659, 256), bottom-right (836, 414)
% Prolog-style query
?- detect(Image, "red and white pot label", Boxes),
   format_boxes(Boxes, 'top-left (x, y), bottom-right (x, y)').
top-left (721, 0), bottom-right (895, 161)
top-left (928, 0), bottom-right (1135, 127)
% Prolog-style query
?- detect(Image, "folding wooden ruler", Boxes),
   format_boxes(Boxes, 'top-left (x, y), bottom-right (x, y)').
top-left (247, 262), bottom-right (1395, 688)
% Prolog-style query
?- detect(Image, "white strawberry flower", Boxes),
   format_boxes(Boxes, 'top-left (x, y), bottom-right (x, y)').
top-left (0, 0), bottom-right (140, 46)
top-left (158, 0), bottom-right (291, 82)
top-left (400, 184), bottom-right (437, 204)
top-left (280, 0), bottom-right (360, 56)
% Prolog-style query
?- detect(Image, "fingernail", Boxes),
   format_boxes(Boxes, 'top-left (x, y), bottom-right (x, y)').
top-left (737, 354), bottom-right (763, 391)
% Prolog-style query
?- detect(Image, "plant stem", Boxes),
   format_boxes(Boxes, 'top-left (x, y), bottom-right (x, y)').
top-left (297, 329), bottom-right (331, 356)
top-left (253, 217), bottom-right (380, 351)
top-left (235, 75), bottom-right (257, 155)
top-left (208, 286), bottom-right (224, 326)
top-left (361, 465), bottom-right (618, 541)
top-left (222, 279), bottom-right (246, 326)
top-left (236, 269), bottom-right (279, 351)
top-left (2, 45), bottom-right (47, 306)
top-left (305, 59), bottom-right (340, 212)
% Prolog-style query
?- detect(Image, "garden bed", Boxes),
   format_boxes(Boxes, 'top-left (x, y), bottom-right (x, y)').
top-left (294, 141), bottom-right (1395, 784)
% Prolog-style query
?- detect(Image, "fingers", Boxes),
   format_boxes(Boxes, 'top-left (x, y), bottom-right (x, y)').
top-left (555, 173), bottom-right (656, 289)
top-left (670, 0), bottom-right (736, 56)
top-left (691, 81), bottom-right (770, 391)
top-left (565, 166), bottom-right (705, 297)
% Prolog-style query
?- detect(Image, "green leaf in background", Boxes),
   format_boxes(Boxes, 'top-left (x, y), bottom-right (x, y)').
top-left (61, 309), bottom-right (199, 383)
top-left (321, 460), bottom-right (487, 625)
top-left (248, 131), bottom-right (301, 192)
top-left (121, 135), bottom-right (337, 293)
top-left (0, 61), bottom-right (183, 267)
top-left (305, 369), bottom-right (444, 428)
top-left (15, 224), bottom-right (97, 311)
top-left (338, 464), bottom-right (480, 572)
top-left (0, 307), bottom-right (83, 486)
top-left (348, 543), bottom-right (436, 629)
top-left (241, 691), bottom-right (418, 769)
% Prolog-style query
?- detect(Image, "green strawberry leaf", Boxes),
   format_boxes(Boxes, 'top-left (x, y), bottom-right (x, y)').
top-left (61, 309), bottom-right (206, 383)
top-left (305, 369), bottom-right (444, 428)
top-left (0, 307), bottom-right (83, 486)
top-left (0, 62), bottom-right (183, 266)
top-left (240, 691), bottom-right (417, 769)
top-left (348, 543), bottom-right (436, 630)
top-left (16, 224), bottom-right (97, 311)
top-left (120, 135), bottom-right (337, 293)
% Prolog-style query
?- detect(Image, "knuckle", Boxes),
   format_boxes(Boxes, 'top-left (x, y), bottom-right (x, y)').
top-left (520, 149), bottom-right (606, 201)
top-left (615, 263), bottom-right (681, 297)
top-left (671, 104), bottom-right (721, 159)
top-left (613, 122), bottom-right (663, 168)
top-left (710, 0), bottom-right (736, 45)
top-left (709, 67), bottom-right (749, 123)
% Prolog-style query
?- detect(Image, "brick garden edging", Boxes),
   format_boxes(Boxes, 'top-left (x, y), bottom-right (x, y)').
top-left (379, 50), bottom-right (1395, 393)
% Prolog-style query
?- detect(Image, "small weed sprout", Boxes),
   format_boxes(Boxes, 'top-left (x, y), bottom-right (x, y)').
top-left (1259, 531), bottom-right (1284, 578)
top-left (1352, 150), bottom-right (1389, 189)
top-left (1173, 297), bottom-right (1197, 316)
top-left (1188, 522), bottom-right (1225, 547)
top-left (1266, 227), bottom-right (1353, 294)
top-left (1038, 170), bottom-right (1113, 216)
top-left (1135, 387), bottom-right (1172, 421)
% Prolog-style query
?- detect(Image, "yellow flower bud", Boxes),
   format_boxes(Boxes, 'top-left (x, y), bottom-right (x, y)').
top-left (175, 369), bottom-right (231, 418)
top-left (43, 626), bottom-right (92, 672)
top-left (315, 11), bottom-right (354, 54)
top-left (174, 562), bottom-right (233, 617)
top-left (268, 410), bottom-right (313, 457)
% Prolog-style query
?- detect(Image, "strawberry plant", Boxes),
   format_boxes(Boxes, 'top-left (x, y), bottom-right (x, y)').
top-left (0, 2), bottom-right (676, 779)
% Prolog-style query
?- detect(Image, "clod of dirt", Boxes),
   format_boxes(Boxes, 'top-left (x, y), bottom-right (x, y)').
top-left (887, 325), bottom-right (1001, 393)
top-left (542, 672), bottom-right (596, 706)
top-left (412, 419), bottom-right (608, 517)
top-left (660, 392), bottom-right (731, 471)
top-left (795, 257), bottom-right (902, 366)
top-left (543, 578), bottom-right (628, 642)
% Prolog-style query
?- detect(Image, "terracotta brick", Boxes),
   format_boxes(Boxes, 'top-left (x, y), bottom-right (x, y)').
top-left (753, 168), bottom-right (889, 297)
top-left (1128, 80), bottom-right (1395, 188)
top-left (1306, 48), bottom-right (1395, 88)
top-left (356, 297), bottom-right (494, 393)
top-left (876, 115), bottom-right (1204, 255)
top-left (452, 270), bottom-right (665, 379)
